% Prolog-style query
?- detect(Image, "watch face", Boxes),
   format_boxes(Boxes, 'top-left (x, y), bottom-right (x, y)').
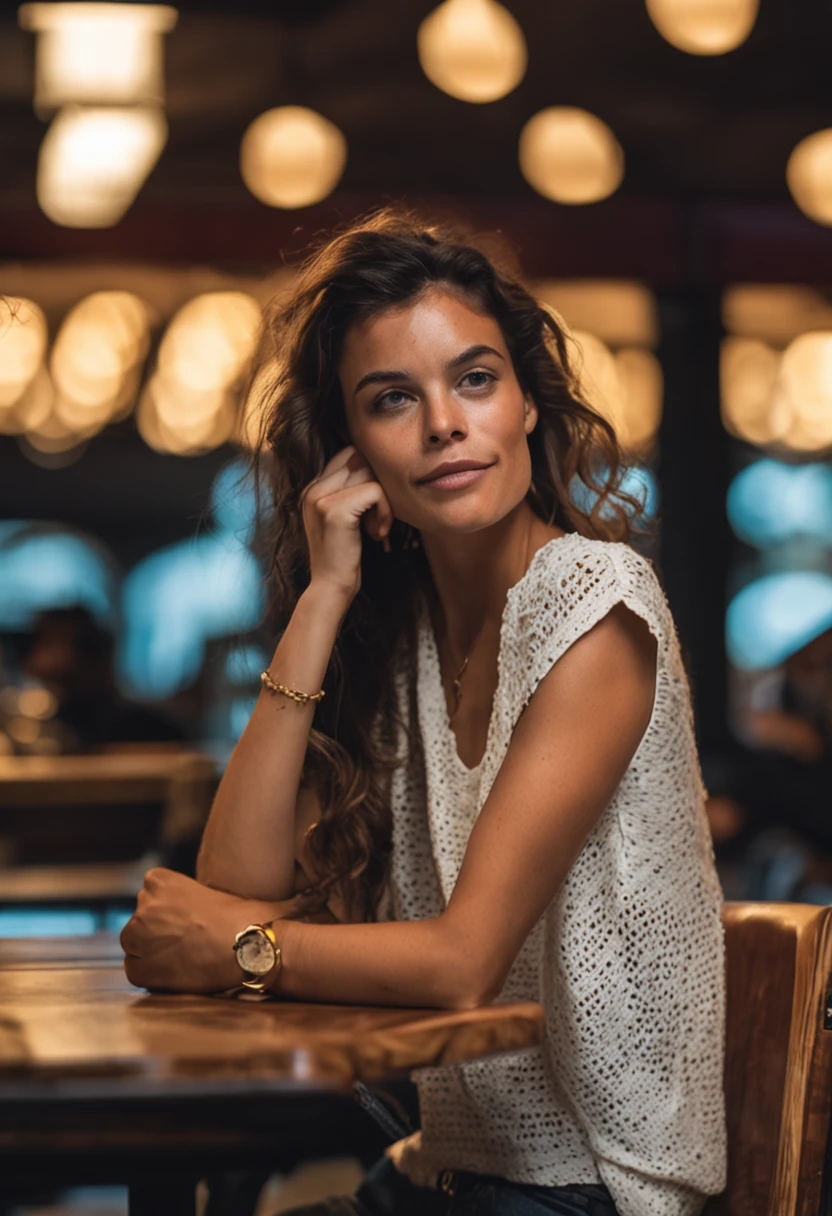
top-left (236, 931), bottom-right (275, 975)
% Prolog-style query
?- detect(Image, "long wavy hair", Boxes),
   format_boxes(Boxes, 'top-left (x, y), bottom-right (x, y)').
top-left (249, 205), bottom-right (649, 923)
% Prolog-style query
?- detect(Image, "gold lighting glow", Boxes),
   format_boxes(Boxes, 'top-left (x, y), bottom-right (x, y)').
top-left (417, 0), bottom-right (527, 103)
top-left (519, 107), bottom-right (624, 205)
top-left (19, 2), bottom-right (178, 112)
top-left (569, 332), bottom-right (662, 453)
top-left (723, 284), bottom-right (832, 345)
top-left (720, 338), bottom-right (783, 445)
top-left (645, 0), bottom-right (758, 55)
top-left (777, 332), bottom-right (832, 452)
top-left (786, 129), bottom-right (832, 227)
top-left (0, 367), bottom-right (54, 436)
top-left (240, 106), bottom-right (347, 209)
top-left (534, 281), bottom-right (658, 348)
top-left (140, 292), bottom-right (261, 455)
top-left (615, 349), bottom-right (664, 451)
top-left (37, 105), bottom-right (168, 228)
top-left (50, 291), bottom-right (151, 429)
top-left (0, 298), bottom-right (48, 410)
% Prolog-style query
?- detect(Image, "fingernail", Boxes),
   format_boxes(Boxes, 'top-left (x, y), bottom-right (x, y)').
top-left (382, 534), bottom-right (391, 553)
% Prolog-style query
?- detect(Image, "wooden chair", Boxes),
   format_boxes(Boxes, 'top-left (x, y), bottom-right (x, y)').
top-left (707, 902), bottom-right (832, 1216)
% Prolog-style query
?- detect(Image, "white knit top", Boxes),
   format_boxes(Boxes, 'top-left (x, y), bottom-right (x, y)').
top-left (380, 534), bottom-right (727, 1216)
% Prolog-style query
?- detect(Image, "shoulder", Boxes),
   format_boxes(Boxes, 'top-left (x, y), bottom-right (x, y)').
top-left (498, 535), bottom-right (668, 713)
top-left (507, 534), bottom-right (665, 638)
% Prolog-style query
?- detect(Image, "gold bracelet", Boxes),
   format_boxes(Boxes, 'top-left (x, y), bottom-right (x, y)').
top-left (260, 669), bottom-right (326, 704)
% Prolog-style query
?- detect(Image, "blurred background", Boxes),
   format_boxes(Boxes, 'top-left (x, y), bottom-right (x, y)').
top-left (1, 0), bottom-right (832, 934)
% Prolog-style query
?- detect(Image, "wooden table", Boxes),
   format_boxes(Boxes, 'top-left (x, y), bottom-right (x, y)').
top-left (0, 936), bottom-right (544, 1215)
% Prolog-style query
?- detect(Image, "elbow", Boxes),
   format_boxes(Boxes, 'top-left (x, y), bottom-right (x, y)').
top-left (432, 917), bottom-right (509, 1010)
top-left (447, 986), bottom-right (499, 1011)
top-left (442, 961), bottom-right (506, 1011)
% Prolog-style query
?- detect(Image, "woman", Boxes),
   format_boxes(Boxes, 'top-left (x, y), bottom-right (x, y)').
top-left (121, 208), bottom-right (727, 1216)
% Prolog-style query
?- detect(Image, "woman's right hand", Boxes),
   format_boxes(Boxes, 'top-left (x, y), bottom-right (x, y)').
top-left (301, 445), bottom-right (394, 604)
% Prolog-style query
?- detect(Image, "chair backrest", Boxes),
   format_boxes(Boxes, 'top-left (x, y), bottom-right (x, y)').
top-left (705, 902), bottom-right (832, 1216)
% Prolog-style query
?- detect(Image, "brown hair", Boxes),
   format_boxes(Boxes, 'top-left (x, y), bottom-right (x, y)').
top-left (249, 204), bottom-right (649, 922)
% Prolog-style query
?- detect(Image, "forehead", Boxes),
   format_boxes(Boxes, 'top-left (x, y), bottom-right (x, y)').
top-left (339, 286), bottom-right (507, 376)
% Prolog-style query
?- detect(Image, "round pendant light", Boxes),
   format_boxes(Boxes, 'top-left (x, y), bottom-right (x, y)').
top-left (519, 107), bottom-right (624, 204)
top-left (645, 0), bottom-right (758, 56)
top-left (240, 105), bottom-right (347, 210)
top-left (417, 0), bottom-right (527, 103)
top-left (787, 128), bottom-right (832, 227)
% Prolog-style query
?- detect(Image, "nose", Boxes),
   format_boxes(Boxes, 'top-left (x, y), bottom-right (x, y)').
top-left (422, 387), bottom-right (468, 446)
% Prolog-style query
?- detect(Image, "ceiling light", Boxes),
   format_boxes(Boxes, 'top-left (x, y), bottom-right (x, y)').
top-left (519, 107), bottom-right (624, 205)
top-left (0, 298), bottom-right (48, 409)
top-left (786, 128), bottom-right (832, 227)
top-left (240, 106), bottom-right (347, 209)
top-left (417, 0), bottom-right (527, 103)
top-left (37, 105), bottom-right (167, 228)
top-left (645, 0), bottom-right (758, 56)
top-left (19, 2), bottom-right (177, 113)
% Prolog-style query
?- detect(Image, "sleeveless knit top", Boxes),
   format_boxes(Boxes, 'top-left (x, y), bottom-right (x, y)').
top-left (380, 534), bottom-right (728, 1216)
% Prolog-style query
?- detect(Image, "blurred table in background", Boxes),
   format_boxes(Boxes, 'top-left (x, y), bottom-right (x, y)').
top-left (0, 934), bottom-right (545, 1216)
top-left (0, 752), bottom-right (217, 933)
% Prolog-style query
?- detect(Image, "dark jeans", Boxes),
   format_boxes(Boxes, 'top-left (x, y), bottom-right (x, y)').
top-left (280, 1152), bottom-right (619, 1216)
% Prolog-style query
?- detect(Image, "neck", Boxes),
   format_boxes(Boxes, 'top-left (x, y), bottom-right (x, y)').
top-left (420, 502), bottom-right (562, 660)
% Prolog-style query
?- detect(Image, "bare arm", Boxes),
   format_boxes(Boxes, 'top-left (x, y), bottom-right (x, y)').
top-left (195, 445), bottom-right (393, 902)
top-left (196, 582), bottom-right (348, 900)
top-left (263, 602), bottom-right (658, 1009)
top-left (123, 603), bottom-right (657, 1002)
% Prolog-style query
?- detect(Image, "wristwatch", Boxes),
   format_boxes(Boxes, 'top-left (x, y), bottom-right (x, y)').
top-left (233, 923), bottom-right (282, 991)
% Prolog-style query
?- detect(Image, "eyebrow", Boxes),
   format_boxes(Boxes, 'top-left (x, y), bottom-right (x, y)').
top-left (352, 344), bottom-right (505, 398)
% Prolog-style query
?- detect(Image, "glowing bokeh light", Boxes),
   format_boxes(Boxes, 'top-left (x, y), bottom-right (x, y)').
top-left (519, 107), bottom-right (624, 205)
top-left (120, 532), bottom-right (265, 698)
top-left (720, 337), bottom-right (784, 446)
top-left (50, 291), bottom-right (150, 425)
top-left (534, 281), bottom-right (658, 349)
top-left (645, 0), bottom-right (758, 55)
top-left (0, 298), bottom-right (48, 410)
top-left (226, 643), bottom-right (269, 686)
top-left (0, 524), bottom-right (115, 630)
top-left (570, 465), bottom-right (658, 524)
top-left (726, 571), bottom-right (832, 670)
top-left (417, 0), bottom-right (527, 103)
top-left (18, 2), bottom-right (178, 111)
top-left (614, 348), bottom-right (664, 452)
top-left (240, 106), bottom-right (347, 210)
top-left (158, 293), bottom-right (261, 393)
top-left (777, 332), bottom-right (832, 452)
top-left (723, 284), bottom-right (832, 345)
top-left (727, 459), bottom-right (832, 548)
top-left (37, 105), bottom-right (167, 228)
top-left (787, 128), bottom-right (832, 228)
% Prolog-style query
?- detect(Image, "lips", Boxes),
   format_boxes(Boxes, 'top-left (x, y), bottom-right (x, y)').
top-left (418, 460), bottom-right (493, 484)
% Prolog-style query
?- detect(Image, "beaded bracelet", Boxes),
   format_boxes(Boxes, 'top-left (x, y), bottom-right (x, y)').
top-left (260, 669), bottom-right (326, 704)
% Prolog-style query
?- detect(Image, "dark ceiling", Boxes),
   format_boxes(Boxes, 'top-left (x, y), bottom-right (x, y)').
top-left (1, 0), bottom-right (831, 208)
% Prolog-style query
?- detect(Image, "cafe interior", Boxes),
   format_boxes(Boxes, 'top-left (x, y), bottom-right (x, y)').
top-left (1, 0), bottom-right (832, 1213)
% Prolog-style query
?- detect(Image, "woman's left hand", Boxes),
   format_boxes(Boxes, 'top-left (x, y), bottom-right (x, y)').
top-left (120, 867), bottom-right (283, 994)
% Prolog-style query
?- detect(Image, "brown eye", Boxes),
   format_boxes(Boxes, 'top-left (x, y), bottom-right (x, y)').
top-left (461, 371), bottom-right (495, 389)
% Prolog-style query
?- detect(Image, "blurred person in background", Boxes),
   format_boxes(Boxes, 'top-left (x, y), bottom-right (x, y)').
top-left (705, 625), bottom-right (832, 901)
top-left (21, 606), bottom-right (187, 753)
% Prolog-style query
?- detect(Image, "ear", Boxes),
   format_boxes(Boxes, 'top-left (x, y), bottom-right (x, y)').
top-left (523, 393), bottom-right (538, 435)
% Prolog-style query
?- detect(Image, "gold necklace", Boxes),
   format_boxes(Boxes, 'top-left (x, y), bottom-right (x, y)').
top-left (449, 648), bottom-right (472, 720)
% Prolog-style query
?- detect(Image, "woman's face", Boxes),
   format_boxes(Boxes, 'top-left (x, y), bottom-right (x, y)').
top-left (339, 286), bottom-right (538, 537)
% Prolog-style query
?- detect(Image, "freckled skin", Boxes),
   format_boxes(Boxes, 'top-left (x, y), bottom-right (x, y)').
top-left (338, 286), bottom-right (540, 541)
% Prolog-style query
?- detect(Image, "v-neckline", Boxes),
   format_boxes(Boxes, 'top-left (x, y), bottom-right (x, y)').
top-left (419, 532), bottom-right (578, 775)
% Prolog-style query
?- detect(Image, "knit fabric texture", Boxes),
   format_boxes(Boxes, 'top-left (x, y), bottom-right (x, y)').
top-left (381, 534), bottom-right (727, 1216)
